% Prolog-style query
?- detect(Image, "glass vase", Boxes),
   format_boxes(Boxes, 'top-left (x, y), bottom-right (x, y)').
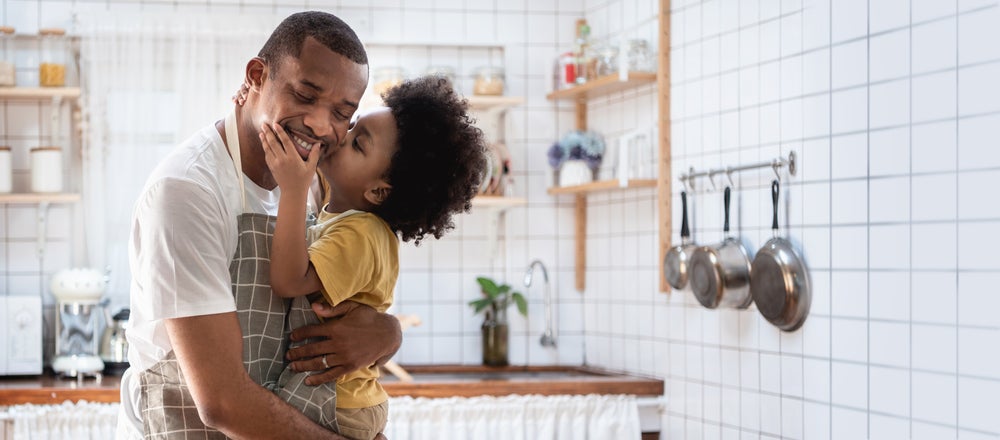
top-left (481, 306), bottom-right (509, 366)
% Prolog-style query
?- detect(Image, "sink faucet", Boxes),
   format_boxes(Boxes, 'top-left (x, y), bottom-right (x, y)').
top-left (524, 260), bottom-right (556, 348)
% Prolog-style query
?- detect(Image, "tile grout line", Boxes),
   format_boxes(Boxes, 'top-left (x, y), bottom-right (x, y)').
top-left (866, 1), bottom-right (872, 437)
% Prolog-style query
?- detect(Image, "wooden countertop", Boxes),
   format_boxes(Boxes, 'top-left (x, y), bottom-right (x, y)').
top-left (0, 365), bottom-right (663, 405)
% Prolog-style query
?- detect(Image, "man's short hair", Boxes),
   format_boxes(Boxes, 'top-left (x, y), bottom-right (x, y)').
top-left (258, 11), bottom-right (368, 71)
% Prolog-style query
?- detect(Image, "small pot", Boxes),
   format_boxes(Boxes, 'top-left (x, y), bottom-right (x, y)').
top-left (664, 190), bottom-right (696, 289)
top-left (688, 186), bottom-right (753, 309)
top-left (750, 180), bottom-right (811, 331)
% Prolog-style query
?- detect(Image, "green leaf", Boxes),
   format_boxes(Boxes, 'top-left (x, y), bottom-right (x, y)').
top-left (476, 277), bottom-right (500, 295)
top-left (498, 284), bottom-right (511, 294)
top-left (511, 292), bottom-right (528, 316)
top-left (468, 298), bottom-right (493, 314)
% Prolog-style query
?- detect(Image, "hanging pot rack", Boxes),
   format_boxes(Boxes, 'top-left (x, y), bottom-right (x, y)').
top-left (679, 151), bottom-right (796, 191)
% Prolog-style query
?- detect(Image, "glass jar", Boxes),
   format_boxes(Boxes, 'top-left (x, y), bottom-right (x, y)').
top-left (30, 146), bottom-right (63, 192)
top-left (473, 66), bottom-right (504, 96)
top-left (594, 42), bottom-right (619, 77)
top-left (39, 28), bottom-right (67, 87)
top-left (626, 39), bottom-right (653, 73)
top-left (0, 26), bottom-right (15, 87)
top-left (424, 65), bottom-right (456, 85)
top-left (372, 66), bottom-right (405, 96)
top-left (555, 52), bottom-right (576, 90)
top-left (0, 146), bottom-right (11, 193)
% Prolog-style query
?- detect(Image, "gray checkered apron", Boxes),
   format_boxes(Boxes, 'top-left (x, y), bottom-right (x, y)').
top-left (136, 112), bottom-right (337, 438)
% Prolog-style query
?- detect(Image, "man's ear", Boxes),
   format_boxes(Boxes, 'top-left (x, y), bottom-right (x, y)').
top-left (245, 57), bottom-right (268, 92)
top-left (365, 184), bottom-right (392, 206)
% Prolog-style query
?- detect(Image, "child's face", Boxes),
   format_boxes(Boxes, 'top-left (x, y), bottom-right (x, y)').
top-left (319, 107), bottom-right (399, 212)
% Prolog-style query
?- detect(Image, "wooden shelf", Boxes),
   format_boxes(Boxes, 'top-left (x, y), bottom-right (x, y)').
top-left (467, 95), bottom-right (524, 111)
top-left (0, 87), bottom-right (81, 100)
top-left (546, 72), bottom-right (657, 101)
top-left (545, 71), bottom-right (661, 292)
top-left (471, 195), bottom-right (527, 209)
top-left (0, 193), bottom-right (81, 204)
top-left (547, 179), bottom-right (657, 195)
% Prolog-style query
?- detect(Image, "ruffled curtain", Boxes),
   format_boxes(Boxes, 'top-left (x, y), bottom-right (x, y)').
top-left (385, 394), bottom-right (641, 440)
top-left (75, 12), bottom-right (277, 307)
top-left (2, 401), bottom-right (118, 440)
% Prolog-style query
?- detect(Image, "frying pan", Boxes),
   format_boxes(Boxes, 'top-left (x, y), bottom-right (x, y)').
top-left (664, 190), bottom-right (696, 289)
top-left (750, 180), bottom-right (811, 331)
top-left (688, 186), bottom-right (754, 309)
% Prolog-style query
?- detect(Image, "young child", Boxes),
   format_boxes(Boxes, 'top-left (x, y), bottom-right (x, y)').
top-left (260, 76), bottom-right (487, 440)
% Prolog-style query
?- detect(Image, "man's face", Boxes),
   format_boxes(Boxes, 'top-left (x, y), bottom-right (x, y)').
top-left (252, 37), bottom-right (368, 160)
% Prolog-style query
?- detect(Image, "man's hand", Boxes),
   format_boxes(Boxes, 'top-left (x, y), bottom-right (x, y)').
top-left (286, 301), bottom-right (402, 386)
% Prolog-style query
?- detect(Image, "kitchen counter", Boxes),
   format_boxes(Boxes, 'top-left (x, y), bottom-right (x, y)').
top-left (0, 374), bottom-right (121, 405)
top-left (0, 365), bottom-right (663, 405)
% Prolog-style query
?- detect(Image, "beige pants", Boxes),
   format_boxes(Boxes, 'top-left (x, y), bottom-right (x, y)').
top-left (335, 402), bottom-right (389, 440)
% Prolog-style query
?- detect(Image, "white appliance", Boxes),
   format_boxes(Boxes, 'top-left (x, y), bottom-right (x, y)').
top-left (50, 268), bottom-right (107, 379)
top-left (0, 296), bottom-right (43, 376)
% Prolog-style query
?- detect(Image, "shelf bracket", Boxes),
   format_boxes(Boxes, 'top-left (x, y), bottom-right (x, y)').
top-left (37, 202), bottom-right (51, 259)
top-left (573, 194), bottom-right (586, 292)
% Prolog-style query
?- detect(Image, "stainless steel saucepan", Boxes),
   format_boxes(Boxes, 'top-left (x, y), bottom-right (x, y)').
top-left (750, 180), bottom-right (811, 331)
top-left (664, 190), bottom-right (696, 290)
top-left (688, 186), bottom-right (754, 309)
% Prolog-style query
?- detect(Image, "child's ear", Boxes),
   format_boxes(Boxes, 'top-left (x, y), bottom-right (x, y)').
top-left (365, 184), bottom-right (392, 206)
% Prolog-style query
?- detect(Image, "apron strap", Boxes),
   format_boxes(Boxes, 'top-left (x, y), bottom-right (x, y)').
top-left (225, 111), bottom-right (248, 211)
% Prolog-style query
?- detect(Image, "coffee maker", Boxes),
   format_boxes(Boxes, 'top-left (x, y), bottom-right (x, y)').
top-left (50, 268), bottom-right (107, 380)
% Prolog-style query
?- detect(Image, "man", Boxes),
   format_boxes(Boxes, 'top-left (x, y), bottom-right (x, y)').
top-left (117, 12), bottom-right (401, 439)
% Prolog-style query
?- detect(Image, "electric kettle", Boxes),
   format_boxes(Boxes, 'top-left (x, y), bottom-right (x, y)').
top-left (100, 308), bottom-right (130, 375)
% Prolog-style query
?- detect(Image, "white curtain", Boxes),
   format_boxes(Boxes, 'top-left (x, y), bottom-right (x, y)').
top-left (76, 12), bottom-right (279, 306)
top-left (2, 401), bottom-right (118, 440)
top-left (385, 394), bottom-right (641, 440)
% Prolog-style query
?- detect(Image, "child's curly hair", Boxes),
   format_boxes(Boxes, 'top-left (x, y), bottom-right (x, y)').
top-left (373, 76), bottom-right (488, 244)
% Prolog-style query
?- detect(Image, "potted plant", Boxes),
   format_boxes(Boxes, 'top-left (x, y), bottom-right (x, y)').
top-left (547, 129), bottom-right (606, 187)
top-left (468, 276), bottom-right (527, 366)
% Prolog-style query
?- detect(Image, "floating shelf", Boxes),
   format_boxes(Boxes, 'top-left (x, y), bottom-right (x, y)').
top-left (0, 193), bottom-right (81, 204)
top-left (546, 72), bottom-right (657, 101)
top-left (0, 87), bottom-right (81, 100)
top-left (471, 195), bottom-right (527, 209)
top-left (547, 179), bottom-right (657, 195)
top-left (467, 95), bottom-right (525, 111)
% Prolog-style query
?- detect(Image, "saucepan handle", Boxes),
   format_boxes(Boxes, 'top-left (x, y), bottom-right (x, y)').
top-left (771, 180), bottom-right (779, 232)
top-left (680, 191), bottom-right (690, 239)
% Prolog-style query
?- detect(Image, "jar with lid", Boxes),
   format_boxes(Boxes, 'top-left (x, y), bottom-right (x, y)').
top-left (424, 66), bottom-right (456, 85)
top-left (30, 146), bottom-right (63, 192)
top-left (0, 146), bottom-right (11, 193)
top-left (373, 66), bottom-right (405, 97)
top-left (473, 66), bottom-right (504, 96)
top-left (0, 26), bottom-right (15, 87)
top-left (39, 28), bottom-right (67, 87)
top-left (594, 42), bottom-right (619, 77)
top-left (626, 39), bottom-right (653, 73)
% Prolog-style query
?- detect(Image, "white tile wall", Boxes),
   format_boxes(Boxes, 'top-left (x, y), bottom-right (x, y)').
top-left (638, 0), bottom-right (1000, 438)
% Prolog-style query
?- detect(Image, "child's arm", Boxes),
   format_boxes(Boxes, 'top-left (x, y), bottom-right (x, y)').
top-left (260, 122), bottom-right (324, 298)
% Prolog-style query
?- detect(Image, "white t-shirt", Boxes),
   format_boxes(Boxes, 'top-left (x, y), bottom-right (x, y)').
top-left (118, 122), bottom-right (279, 436)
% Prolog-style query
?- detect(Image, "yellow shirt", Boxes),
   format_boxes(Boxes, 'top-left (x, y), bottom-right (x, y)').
top-left (307, 209), bottom-right (398, 409)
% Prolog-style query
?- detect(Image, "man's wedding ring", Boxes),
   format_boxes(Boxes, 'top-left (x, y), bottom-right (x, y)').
top-left (321, 355), bottom-right (329, 369)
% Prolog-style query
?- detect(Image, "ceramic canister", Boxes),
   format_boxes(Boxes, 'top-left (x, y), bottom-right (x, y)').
top-left (30, 146), bottom-right (62, 192)
top-left (0, 146), bottom-right (11, 193)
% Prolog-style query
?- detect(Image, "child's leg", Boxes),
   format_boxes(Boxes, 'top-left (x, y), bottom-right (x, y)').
top-left (335, 402), bottom-right (388, 440)
top-left (271, 296), bottom-right (340, 432)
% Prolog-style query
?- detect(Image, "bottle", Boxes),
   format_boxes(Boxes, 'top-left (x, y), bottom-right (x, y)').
top-left (573, 19), bottom-right (592, 85)
top-left (39, 28), bottom-right (67, 87)
top-left (0, 26), bottom-right (14, 87)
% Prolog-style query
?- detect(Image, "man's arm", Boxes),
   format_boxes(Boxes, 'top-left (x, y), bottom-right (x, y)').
top-left (285, 301), bottom-right (402, 386)
top-left (165, 311), bottom-right (349, 439)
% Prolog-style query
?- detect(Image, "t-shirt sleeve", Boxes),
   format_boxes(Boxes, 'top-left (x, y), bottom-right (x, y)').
top-left (130, 177), bottom-right (236, 320)
top-left (307, 219), bottom-right (376, 306)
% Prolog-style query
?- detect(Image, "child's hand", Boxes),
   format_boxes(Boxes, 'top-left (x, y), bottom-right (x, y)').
top-left (260, 122), bottom-right (320, 194)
